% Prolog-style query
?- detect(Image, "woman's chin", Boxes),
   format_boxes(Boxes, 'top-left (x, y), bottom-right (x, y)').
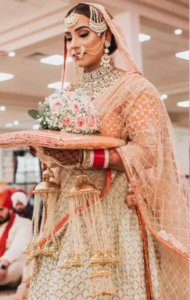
top-left (77, 60), bottom-right (90, 68)
top-left (77, 61), bottom-right (85, 68)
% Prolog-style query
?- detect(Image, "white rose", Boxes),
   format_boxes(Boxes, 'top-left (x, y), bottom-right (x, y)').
top-left (49, 98), bottom-right (64, 111)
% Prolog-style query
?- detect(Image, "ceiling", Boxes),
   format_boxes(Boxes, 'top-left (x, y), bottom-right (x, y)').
top-left (0, 0), bottom-right (189, 132)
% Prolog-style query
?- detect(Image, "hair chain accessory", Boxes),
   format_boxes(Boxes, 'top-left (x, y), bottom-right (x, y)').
top-left (89, 6), bottom-right (107, 36)
top-left (64, 11), bottom-right (79, 28)
top-left (101, 41), bottom-right (111, 68)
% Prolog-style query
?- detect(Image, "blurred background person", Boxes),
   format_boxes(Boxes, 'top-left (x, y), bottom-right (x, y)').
top-left (12, 191), bottom-right (33, 220)
top-left (0, 189), bottom-right (31, 289)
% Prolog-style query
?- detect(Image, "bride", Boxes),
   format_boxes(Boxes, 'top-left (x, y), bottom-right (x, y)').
top-left (16, 3), bottom-right (189, 300)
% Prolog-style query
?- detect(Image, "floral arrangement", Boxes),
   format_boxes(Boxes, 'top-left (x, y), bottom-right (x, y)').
top-left (28, 89), bottom-right (100, 134)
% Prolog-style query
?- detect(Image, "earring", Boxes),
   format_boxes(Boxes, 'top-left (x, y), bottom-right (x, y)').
top-left (101, 41), bottom-right (111, 68)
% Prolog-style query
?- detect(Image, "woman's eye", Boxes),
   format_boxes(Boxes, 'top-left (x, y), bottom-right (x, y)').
top-left (66, 37), bottom-right (72, 42)
top-left (80, 33), bottom-right (89, 38)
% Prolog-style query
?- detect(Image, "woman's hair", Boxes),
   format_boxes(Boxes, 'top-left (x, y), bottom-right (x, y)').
top-left (65, 4), bottom-right (118, 55)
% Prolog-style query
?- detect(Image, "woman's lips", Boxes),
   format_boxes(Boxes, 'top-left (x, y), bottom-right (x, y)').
top-left (73, 55), bottom-right (79, 61)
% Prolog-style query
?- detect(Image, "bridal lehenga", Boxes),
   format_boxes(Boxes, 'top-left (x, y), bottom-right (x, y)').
top-left (27, 3), bottom-right (189, 300)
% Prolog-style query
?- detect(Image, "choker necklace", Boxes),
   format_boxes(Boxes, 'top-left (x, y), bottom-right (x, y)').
top-left (74, 66), bottom-right (122, 101)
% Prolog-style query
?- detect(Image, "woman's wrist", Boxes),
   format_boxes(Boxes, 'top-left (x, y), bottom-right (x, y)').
top-left (108, 149), bottom-right (117, 169)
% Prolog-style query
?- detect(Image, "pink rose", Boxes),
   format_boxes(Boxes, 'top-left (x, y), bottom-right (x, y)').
top-left (50, 99), bottom-right (63, 110)
top-left (88, 115), bottom-right (96, 128)
top-left (62, 117), bottom-right (71, 126)
top-left (76, 117), bottom-right (86, 129)
top-left (68, 92), bottom-right (76, 101)
top-left (72, 101), bottom-right (81, 113)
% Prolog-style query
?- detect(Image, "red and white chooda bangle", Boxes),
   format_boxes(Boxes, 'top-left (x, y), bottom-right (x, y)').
top-left (82, 149), bottom-right (109, 169)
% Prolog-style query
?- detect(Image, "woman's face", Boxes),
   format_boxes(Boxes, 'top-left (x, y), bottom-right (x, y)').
top-left (64, 14), bottom-right (106, 70)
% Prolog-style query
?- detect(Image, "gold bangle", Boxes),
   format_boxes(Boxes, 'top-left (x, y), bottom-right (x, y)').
top-left (83, 150), bottom-right (92, 169)
top-left (82, 150), bottom-right (87, 168)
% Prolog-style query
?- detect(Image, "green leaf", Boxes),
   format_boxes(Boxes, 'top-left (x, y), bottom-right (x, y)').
top-left (28, 109), bottom-right (40, 120)
top-left (39, 103), bottom-right (49, 116)
top-left (75, 88), bottom-right (83, 96)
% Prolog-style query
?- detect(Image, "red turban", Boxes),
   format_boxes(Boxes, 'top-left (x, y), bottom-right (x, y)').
top-left (0, 189), bottom-right (16, 210)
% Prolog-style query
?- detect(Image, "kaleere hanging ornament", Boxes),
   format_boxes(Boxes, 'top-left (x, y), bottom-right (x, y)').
top-left (89, 268), bottom-right (115, 298)
top-left (33, 167), bottom-right (60, 238)
top-left (22, 167), bottom-right (61, 282)
top-left (60, 174), bottom-right (119, 297)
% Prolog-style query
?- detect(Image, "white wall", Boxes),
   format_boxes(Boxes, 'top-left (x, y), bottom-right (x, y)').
top-left (174, 127), bottom-right (189, 176)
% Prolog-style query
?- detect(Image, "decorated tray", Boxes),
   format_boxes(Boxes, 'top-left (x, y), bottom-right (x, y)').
top-left (0, 130), bottom-right (125, 150)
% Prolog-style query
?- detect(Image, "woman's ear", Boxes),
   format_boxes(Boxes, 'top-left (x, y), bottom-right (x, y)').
top-left (105, 29), bottom-right (112, 43)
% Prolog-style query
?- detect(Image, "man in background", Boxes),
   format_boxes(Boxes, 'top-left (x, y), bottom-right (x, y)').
top-left (0, 190), bottom-right (31, 288)
top-left (12, 191), bottom-right (33, 220)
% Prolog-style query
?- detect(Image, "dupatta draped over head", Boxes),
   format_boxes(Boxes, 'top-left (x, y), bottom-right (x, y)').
top-left (61, 3), bottom-right (189, 298)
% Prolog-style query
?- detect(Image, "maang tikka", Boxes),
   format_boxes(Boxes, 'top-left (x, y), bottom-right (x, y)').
top-left (64, 11), bottom-right (79, 27)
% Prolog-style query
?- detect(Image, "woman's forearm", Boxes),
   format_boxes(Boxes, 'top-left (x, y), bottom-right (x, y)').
top-left (43, 148), bottom-right (125, 172)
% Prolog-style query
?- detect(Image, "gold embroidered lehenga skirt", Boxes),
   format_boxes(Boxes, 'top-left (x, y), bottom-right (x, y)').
top-left (28, 168), bottom-right (161, 300)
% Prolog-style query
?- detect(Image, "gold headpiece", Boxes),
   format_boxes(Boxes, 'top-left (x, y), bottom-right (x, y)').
top-left (64, 6), bottom-right (107, 36)
top-left (64, 11), bottom-right (79, 28)
top-left (89, 6), bottom-right (107, 36)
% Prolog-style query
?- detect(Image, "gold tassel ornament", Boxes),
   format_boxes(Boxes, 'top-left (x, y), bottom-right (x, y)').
top-left (60, 174), bottom-right (119, 297)
top-left (23, 167), bottom-right (60, 282)
top-left (89, 268), bottom-right (115, 298)
top-left (33, 167), bottom-right (60, 238)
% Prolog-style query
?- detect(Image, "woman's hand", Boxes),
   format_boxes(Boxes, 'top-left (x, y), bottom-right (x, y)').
top-left (43, 148), bottom-right (81, 166)
top-left (108, 149), bottom-right (125, 172)
top-left (15, 283), bottom-right (29, 300)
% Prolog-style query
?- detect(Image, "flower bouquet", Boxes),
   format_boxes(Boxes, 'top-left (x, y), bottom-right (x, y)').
top-left (28, 88), bottom-right (100, 135)
top-left (0, 88), bottom-right (125, 150)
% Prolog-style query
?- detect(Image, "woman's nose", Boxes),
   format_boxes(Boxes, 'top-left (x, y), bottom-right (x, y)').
top-left (70, 36), bottom-right (79, 50)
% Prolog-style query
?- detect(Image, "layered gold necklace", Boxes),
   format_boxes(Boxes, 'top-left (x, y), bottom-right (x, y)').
top-left (74, 65), bottom-right (122, 101)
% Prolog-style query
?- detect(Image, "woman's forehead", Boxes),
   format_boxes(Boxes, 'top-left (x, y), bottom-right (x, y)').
top-left (64, 14), bottom-right (89, 33)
